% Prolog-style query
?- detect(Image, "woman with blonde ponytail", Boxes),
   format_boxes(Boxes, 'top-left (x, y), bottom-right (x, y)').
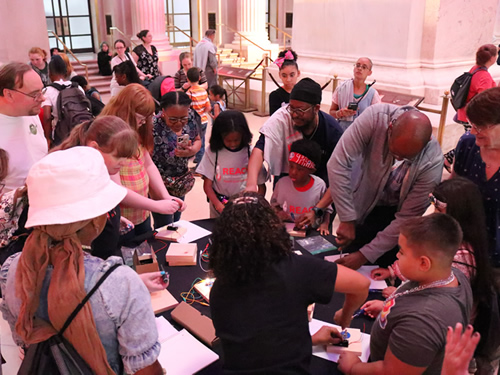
top-left (0, 147), bottom-right (163, 374)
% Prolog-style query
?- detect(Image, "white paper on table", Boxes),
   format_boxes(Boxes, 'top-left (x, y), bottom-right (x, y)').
top-left (324, 254), bottom-right (343, 263)
top-left (171, 220), bottom-right (212, 243)
top-left (324, 258), bottom-right (388, 291)
top-left (156, 327), bottom-right (219, 374)
top-left (155, 317), bottom-right (179, 343)
top-left (357, 266), bottom-right (388, 290)
top-left (309, 318), bottom-right (371, 363)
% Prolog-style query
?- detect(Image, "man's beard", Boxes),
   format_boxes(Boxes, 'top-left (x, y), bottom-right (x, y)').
top-left (293, 118), bottom-right (316, 135)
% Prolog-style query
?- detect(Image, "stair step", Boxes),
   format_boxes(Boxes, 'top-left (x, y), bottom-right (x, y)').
top-left (92, 80), bottom-right (111, 88)
top-left (89, 75), bottom-right (112, 82)
top-left (74, 68), bottom-right (100, 76)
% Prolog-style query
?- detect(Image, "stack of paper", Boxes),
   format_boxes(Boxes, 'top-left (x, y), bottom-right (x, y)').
top-left (155, 317), bottom-right (219, 374)
top-left (166, 243), bottom-right (197, 266)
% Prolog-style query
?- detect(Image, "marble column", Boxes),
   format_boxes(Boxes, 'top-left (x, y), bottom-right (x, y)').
top-left (129, 0), bottom-right (179, 75)
top-left (225, 0), bottom-right (279, 63)
top-left (0, 0), bottom-right (49, 64)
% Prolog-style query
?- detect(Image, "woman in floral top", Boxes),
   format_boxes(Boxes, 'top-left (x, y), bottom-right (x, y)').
top-left (152, 92), bottom-right (201, 228)
top-left (133, 29), bottom-right (161, 79)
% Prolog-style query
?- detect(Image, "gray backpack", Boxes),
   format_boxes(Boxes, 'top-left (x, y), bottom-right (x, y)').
top-left (49, 82), bottom-right (93, 145)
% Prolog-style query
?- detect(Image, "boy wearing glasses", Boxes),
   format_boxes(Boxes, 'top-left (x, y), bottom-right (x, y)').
top-left (329, 57), bottom-right (381, 131)
top-left (0, 62), bottom-right (48, 193)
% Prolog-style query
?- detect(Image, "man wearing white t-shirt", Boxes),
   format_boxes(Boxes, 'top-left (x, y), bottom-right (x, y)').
top-left (0, 62), bottom-right (48, 193)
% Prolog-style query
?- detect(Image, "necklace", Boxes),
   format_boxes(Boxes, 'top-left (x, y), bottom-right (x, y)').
top-left (303, 119), bottom-right (319, 140)
top-left (386, 272), bottom-right (455, 303)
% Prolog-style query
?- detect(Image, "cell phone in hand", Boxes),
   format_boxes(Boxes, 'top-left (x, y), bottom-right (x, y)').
top-left (177, 134), bottom-right (189, 149)
top-left (347, 102), bottom-right (358, 111)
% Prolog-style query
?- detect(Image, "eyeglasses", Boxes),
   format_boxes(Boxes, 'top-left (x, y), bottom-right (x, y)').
top-left (286, 104), bottom-right (314, 116)
top-left (167, 116), bottom-right (189, 124)
top-left (471, 124), bottom-right (495, 134)
top-left (115, 46), bottom-right (126, 50)
top-left (354, 63), bottom-right (371, 70)
top-left (9, 87), bottom-right (46, 101)
top-left (135, 113), bottom-right (149, 126)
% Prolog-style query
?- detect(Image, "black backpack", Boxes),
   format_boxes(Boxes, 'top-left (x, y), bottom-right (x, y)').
top-left (18, 264), bottom-right (120, 375)
top-left (49, 82), bottom-right (94, 145)
top-left (450, 67), bottom-right (486, 111)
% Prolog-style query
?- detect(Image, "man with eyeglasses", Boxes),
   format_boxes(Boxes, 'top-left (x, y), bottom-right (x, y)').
top-left (247, 78), bottom-right (343, 195)
top-left (0, 62), bottom-right (48, 193)
top-left (327, 105), bottom-right (443, 270)
top-left (329, 57), bottom-right (380, 131)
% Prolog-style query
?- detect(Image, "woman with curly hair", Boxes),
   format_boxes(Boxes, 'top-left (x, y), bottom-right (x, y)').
top-left (209, 192), bottom-right (370, 374)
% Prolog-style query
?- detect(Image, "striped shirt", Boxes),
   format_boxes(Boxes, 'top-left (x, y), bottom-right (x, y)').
top-left (119, 147), bottom-right (150, 225)
top-left (186, 85), bottom-right (209, 124)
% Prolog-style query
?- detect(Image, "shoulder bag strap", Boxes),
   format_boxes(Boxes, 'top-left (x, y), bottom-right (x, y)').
top-left (59, 264), bottom-right (121, 335)
top-left (471, 67), bottom-right (487, 75)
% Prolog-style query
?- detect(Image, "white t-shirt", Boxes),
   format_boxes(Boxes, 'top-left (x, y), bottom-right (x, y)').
top-left (196, 146), bottom-right (267, 198)
top-left (110, 53), bottom-right (139, 97)
top-left (271, 175), bottom-right (330, 218)
top-left (0, 114), bottom-right (48, 192)
top-left (42, 79), bottom-right (84, 132)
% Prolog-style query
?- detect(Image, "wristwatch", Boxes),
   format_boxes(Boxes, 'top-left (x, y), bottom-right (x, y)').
top-left (311, 207), bottom-right (324, 229)
top-left (312, 207), bottom-right (324, 218)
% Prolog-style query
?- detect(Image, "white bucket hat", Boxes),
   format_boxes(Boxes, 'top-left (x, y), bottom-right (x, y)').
top-left (25, 146), bottom-right (127, 228)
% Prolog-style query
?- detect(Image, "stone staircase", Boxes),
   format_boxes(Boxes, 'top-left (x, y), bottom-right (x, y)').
top-left (73, 59), bottom-right (111, 95)
top-left (218, 48), bottom-right (264, 79)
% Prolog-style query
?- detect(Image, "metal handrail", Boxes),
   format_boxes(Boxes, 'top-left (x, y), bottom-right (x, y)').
top-left (110, 27), bottom-right (139, 49)
top-left (47, 30), bottom-right (88, 82)
top-left (165, 23), bottom-right (198, 55)
top-left (266, 23), bottom-right (291, 47)
top-left (217, 23), bottom-right (273, 61)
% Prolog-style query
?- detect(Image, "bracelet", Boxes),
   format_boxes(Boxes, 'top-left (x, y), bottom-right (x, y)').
top-left (336, 110), bottom-right (342, 119)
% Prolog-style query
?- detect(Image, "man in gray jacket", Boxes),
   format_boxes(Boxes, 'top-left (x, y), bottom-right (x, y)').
top-left (328, 104), bottom-right (443, 269)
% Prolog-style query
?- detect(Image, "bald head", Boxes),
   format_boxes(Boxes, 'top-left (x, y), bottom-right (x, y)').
top-left (389, 110), bottom-right (432, 160)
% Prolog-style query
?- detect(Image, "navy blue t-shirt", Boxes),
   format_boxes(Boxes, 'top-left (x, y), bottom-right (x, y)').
top-left (454, 133), bottom-right (500, 267)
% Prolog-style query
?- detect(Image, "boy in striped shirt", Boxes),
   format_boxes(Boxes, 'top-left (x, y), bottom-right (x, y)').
top-left (186, 67), bottom-right (211, 164)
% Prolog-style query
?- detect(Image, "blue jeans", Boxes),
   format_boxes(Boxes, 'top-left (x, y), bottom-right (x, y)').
top-left (194, 121), bottom-right (208, 164)
top-left (152, 197), bottom-right (184, 229)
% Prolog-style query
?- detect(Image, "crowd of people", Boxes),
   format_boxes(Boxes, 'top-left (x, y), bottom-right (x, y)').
top-left (0, 32), bottom-right (499, 375)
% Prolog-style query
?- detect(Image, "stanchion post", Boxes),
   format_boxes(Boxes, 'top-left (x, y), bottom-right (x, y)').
top-left (437, 90), bottom-right (450, 147)
top-left (332, 74), bottom-right (339, 94)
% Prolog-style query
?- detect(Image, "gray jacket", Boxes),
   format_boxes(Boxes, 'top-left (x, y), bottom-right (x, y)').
top-left (328, 103), bottom-right (444, 263)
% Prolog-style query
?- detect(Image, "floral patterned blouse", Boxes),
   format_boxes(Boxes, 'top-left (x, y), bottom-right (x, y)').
top-left (152, 109), bottom-right (199, 180)
top-left (133, 44), bottom-right (160, 78)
